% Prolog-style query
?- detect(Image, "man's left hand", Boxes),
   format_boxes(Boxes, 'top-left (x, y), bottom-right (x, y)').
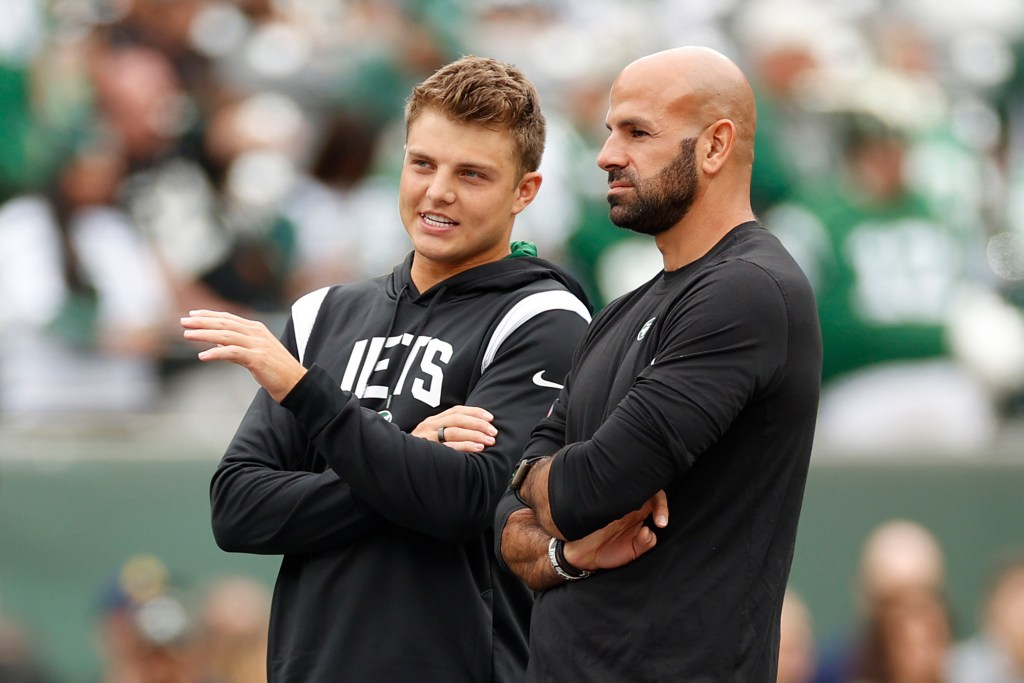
top-left (562, 490), bottom-right (669, 572)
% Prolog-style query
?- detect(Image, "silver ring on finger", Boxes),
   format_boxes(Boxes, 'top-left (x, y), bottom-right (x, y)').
top-left (437, 426), bottom-right (447, 443)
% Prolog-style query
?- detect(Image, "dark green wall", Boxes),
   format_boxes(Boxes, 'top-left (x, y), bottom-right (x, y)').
top-left (790, 459), bottom-right (1024, 642)
top-left (0, 455), bottom-right (279, 682)
top-left (1, 447), bottom-right (1022, 682)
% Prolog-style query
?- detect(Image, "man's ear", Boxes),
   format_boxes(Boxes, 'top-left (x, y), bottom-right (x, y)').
top-left (702, 119), bottom-right (735, 175)
top-left (512, 172), bottom-right (543, 215)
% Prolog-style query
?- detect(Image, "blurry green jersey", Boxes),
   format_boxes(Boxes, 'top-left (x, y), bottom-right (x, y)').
top-left (767, 185), bottom-right (972, 384)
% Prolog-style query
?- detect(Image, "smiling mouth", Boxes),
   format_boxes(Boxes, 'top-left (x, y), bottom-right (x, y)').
top-left (421, 212), bottom-right (458, 228)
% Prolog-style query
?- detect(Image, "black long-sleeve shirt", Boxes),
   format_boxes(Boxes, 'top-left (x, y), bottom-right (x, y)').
top-left (497, 222), bottom-right (822, 682)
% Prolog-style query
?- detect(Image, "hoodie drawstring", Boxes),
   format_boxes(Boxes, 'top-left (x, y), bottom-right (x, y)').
top-left (379, 283), bottom-right (448, 421)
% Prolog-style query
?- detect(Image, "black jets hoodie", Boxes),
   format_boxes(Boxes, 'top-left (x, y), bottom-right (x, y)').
top-left (210, 251), bottom-right (591, 682)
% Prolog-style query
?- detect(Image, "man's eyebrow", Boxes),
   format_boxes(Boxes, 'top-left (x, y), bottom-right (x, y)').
top-left (406, 147), bottom-right (500, 172)
top-left (404, 145), bottom-right (434, 159)
top-left (459, 160), bottom-right (500, 173)
top-left (607, 116), bottom-right (654, 131)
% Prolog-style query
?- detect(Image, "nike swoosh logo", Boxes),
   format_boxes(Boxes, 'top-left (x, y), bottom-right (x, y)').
top-left (532, 371), bottom-right (563, 390)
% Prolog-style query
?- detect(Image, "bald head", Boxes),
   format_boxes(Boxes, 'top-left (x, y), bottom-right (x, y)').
top-left (859, 519), bottom-right (945, 607)
top-left (597, 46), bottom-right (758, 253)
top-left (616, 47), bottom-right (757, 165)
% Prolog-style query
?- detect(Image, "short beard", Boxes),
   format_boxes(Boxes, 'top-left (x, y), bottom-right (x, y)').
top-left (607, 137), bottom-right (698, 236)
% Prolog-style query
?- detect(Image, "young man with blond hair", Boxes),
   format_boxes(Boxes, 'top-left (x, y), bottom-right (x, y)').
top-left (181, 56), bottom-right (591, 682)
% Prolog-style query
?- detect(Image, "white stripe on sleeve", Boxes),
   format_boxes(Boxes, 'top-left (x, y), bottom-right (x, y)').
top-left (481, 290), bottom-right (591, 373)
top-left (291, 286), bottom-right (330, 365)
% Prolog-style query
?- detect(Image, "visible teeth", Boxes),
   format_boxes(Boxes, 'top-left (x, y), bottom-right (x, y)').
top-left (422, 213), bottom-right (456, 227)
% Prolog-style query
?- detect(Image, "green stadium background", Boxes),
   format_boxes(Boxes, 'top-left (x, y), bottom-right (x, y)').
top-left (2, 426), bottom-right (1023, 682)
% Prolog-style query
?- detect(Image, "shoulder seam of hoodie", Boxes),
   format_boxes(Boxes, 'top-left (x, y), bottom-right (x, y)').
top-left (481, 290), bottom-right (591, 373)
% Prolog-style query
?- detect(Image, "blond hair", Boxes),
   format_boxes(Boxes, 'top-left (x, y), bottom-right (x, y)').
top-left (405, 55), bottom-right (545, 177)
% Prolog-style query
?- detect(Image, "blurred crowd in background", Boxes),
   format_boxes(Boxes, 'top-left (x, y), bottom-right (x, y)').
top-left (2, 0), bottom-right (1024, 680)
top-left (2, 553), bottom-right (273, 683)
top-left (3, 519), bottom-right (1023, 683)
top-left (778, 519), bottom-right (1024, 683)
top-left (3, 0), bottom-right (1024, 453)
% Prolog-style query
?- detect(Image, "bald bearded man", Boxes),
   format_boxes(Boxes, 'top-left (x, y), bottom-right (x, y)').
top-left (496, 46), bottom-right (823, 681)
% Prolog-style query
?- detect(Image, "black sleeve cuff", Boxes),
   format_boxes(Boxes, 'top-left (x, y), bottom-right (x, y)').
top-left (280, 363), bottom-right (350, 438)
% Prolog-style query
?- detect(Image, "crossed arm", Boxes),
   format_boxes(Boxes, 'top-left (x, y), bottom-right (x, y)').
top-left (499, 485), bottom-right (668, 591)
top-left (182, 309), bottom-right (665, 582)
top-left (492, 379), bottom-right (671, 589)
top-left (186, 309), bottom-right (502, 553)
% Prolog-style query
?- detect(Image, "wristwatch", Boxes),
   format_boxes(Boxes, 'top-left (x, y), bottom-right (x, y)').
top-left (509, 456), bottom-right (547, 502)
top-left (548, 537), bottom-right (592, 581)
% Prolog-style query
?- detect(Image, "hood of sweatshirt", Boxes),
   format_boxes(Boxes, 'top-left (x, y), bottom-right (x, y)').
top-left (385, 250), bottom-right (593, 312)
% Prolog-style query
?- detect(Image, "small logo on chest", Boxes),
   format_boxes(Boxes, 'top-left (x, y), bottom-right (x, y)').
top-left (637, 317), bottom-right (656, 341)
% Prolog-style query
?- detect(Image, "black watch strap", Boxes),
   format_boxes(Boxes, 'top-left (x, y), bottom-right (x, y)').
top-left (509, 456), bottom-right (545, 494)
